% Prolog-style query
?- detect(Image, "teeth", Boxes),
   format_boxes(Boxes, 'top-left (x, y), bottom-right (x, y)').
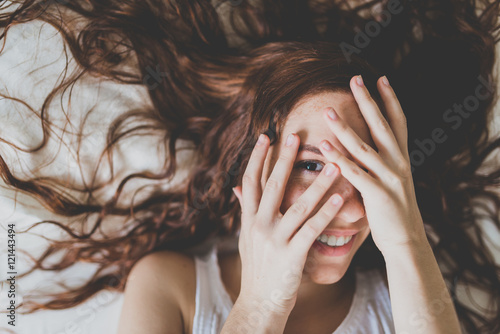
top-left (316, 234), bottom-right (353, 247)
top-left (327, 235), bottom-right (337, 246)
top-left (336, 236), bottom-right (345, 246)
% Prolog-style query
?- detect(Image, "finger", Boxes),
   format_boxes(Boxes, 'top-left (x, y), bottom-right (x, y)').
top-left (258, 133), bottom-right (299, 221)
top-left (275, 162), bottom-right (340, 242)
top-left (289, 193), bottom-right (343, 254)
top-left (350, 75), bottom-right (404, 160)
top-left (241, 133), bottom-right (269, 215)
top-left (377, 76), bottom-right (409, 159)
top-left (232, 186), bottom-right (242, 203)
top-left (319, 139), bottom-right (382, 195)
top-left (323, 107), bottom-right (391, 178)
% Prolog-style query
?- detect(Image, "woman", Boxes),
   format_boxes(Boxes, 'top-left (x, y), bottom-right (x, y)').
top-left (228, 75), bottom-right (427, 333)
top-left (0, 1), bottom-right (499, 333)
top-left (115, 40), bottom-right (460, 333)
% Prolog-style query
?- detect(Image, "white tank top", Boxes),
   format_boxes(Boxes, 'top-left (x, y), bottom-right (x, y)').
top-left (192, 244), bottom-right (396, 334)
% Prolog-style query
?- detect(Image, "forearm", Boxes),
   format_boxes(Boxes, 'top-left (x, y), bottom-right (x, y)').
top-left (383, 237), bottom-right (462, 334)
top-left (221, 297), bottom-right (290, 334)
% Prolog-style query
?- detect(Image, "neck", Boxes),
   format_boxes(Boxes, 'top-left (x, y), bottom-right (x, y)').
top-left (293, 264), bottom-right (356, 314)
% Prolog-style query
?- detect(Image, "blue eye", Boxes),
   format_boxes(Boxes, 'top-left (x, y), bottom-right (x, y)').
top-left (295, 160), bottom-right (324, 173)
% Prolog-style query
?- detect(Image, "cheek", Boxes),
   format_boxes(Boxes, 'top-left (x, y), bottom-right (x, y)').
top-left (279, 178), bottom-right (311, 215)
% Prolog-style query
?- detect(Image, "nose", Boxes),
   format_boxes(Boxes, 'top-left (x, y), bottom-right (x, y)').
top-left (322, 176), bottom-right (366, 223)
top-left (278, 174), bottom-right (367, 225)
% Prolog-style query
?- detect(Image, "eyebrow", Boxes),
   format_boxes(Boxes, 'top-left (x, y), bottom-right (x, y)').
top-left (298, 144), bottom-right (324, 156)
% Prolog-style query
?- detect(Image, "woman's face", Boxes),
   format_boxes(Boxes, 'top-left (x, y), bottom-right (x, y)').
top-left (262, 90), bottom-right (375, 285)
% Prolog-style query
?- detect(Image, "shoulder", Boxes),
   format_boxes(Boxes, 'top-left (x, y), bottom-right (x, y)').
top-left (131, 250), bottom-right (196, 298)
top-left (117, 250), bottom-right (196, 334)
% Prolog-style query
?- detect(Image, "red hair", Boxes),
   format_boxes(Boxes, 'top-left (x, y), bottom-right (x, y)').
top-left (1, 1), bottom-right (499, 332)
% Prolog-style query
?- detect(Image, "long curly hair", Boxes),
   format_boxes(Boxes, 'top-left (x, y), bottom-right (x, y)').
top-left (1, 0), bottom-right (500, 333)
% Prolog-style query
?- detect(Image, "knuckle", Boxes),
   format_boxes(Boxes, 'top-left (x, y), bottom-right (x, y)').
top-left (242, 173), bottom-right (255, 186)
top-left (270, 229), bottom-right (286, 245)
top-left (385, 171), bottom-right (403, 186)
top-left (314, 181), bottom-right (330, 194)
top-left (363, 95), bottom-right (376, 106)
top-left (338, 121), bottom-right (350, 132)
top-left (290, 200), bottom-right (308, 216)
top-left (396, 159), bottom-right (411, 177)
top-left (350, 165), bottom-right (362, 176)
top-left (251, 221), bottom-right (267, 236)
top-left (300, 222), bottom-right (320, 240)
top-left (377, 118), bottom-right (390, 132)
top-left (314, 209), bottom-right (331, 224)
top-left (356, 142), bottom-right (373, 155)
top-left (265, 177), bottom-right (281, 191)
top-left (277, 154), bottom-right (292, 164)
top-left (366, 94), bottom-right (376, 102)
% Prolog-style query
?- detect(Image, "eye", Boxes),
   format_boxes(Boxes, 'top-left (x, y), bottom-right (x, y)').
top-left (294, 160), bottom-right (324, 173)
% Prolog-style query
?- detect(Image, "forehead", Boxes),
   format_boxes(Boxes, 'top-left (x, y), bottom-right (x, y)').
top-left (282, 91), bottom-right (371, 145)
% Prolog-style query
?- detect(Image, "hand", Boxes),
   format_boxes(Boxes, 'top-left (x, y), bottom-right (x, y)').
top-left (318, 75), bottom-right (427, 257)
top-left (232, 132), bottom-right (344, 315)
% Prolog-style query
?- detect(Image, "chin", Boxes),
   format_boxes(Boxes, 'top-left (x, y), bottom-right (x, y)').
top-left (302, 262), bottom-right (349, 284)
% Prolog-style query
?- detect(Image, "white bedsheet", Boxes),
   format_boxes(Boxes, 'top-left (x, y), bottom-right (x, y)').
top-left (0, 18), bottom-right (499, 334)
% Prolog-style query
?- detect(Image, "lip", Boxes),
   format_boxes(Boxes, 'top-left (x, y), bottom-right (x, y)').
top-left (319, 229), bottom-right (360, 237)
top-left (312, 233), bottom-right (356, 257)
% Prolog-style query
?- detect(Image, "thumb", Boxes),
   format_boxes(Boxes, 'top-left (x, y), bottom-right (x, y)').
top-left (232, 186), bottom-right (242, 203)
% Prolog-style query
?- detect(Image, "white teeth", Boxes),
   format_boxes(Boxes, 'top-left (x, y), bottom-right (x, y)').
top-left (316, 234), bottom-right (353, 247)
top-left (327, 235), bottom-right (337, 246)
top-left (336, 236), bottom-right (345, 246)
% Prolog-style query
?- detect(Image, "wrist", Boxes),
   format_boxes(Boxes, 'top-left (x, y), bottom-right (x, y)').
top-left (225, 295), bottom-right (291, 334)
top-left (236, 293), bottom-right (294, 317)
top-left (380, 231), bottom-right (431, 262)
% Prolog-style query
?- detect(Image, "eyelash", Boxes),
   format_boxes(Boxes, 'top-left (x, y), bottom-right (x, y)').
top-left (294, 160), bottom-right (324, 174)
top-left (294, 160), bottom-right (370, 174)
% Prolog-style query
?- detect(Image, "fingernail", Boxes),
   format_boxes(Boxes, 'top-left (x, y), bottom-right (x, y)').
top-left (327, 108), bottom-right (337, 120)
top-left (286, 133), bottom-right (294, 146)
top-left (331, 194), bottom-right (342, 205)
top-left (382, 75), bottom-right (390, 87)
top-left (356, 75), bottom-right (364, 86)
top-left (321, 141), bottom-right (333, 151)
top-left (324, 163), bottom-right (337, 176)
top-left (257, 134), bottom-right (265, 145)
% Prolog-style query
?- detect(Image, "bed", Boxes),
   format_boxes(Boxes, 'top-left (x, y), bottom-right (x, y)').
top-left (0, 16), bottom-right (499, 334)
